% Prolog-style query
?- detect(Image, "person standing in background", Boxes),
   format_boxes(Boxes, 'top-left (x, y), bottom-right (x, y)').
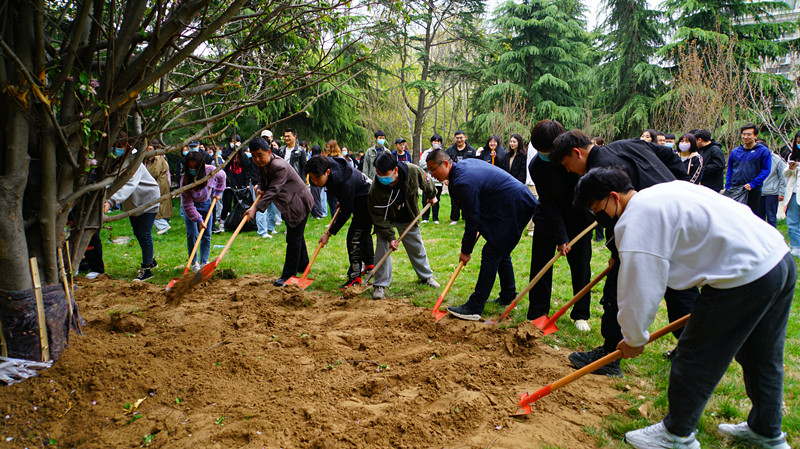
top-left (144, 140), bottom-right (173, 235)
top-left (393, 138), bottom-right (413, 163)
top-left (756, 149), bottom-right (787, 228)
top-left (362, 130), bottom-right (391, 181)
top-left (446, 130), bottom-right (477, 225)
top-left (420, 134), bottom-right (445, 224)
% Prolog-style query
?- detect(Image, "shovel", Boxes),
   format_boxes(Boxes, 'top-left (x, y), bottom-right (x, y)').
top-left (167, 194), bottom-right (261, 304)
top-left (351, 203), bottom-right (431, 295)
top-left (431, 232), bottom-right (479, 322)
top-left (485, 221), bottom-right (597, 326)
top-left (531, 260), bottom-right (614, 335)
top-left (166, 197), bottom-right (218, 291)
top-left (285, 208), bottom-right (341, 289)
top-left (512, 314), bottom-right (690, 415)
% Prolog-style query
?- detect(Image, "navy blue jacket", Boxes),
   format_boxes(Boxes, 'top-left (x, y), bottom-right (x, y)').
top-left (323, 157), bottom-right (371, 236)
top-left (448, 159), bottom-right (538, 255)
top-left (726, 143), bottom-right (771, 190)
top-left (586, 139), bottom-right (688, 190)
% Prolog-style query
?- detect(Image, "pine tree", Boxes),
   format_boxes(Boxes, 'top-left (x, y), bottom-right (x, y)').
top-left (592, 0), bottom-right (668, 138)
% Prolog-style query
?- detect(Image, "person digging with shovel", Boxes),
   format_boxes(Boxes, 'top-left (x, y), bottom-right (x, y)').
top-left (574, 167), bottom-right (795, 449)
top-left (368, 152), bottom-right (440, 300)
top-left (306, 155), bottom-right (374, 288)
top-left (425, 148), bottom-right (537, 321)
top-left (244, 137), bottom-right (314, 287)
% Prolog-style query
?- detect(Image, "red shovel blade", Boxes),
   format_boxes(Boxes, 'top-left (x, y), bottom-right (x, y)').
top-left (285, 276), bottom-right (314, 289)
top-left (433, 307), bottom-right (448, 322)
top-left (512, 385), bottom-right (553, 415)
top-left (531, 315), bottom-right (559, 336)
top-left (530, 314), bottom-right (549, 329)
top-left (166, 278), bottom-right (179, 291)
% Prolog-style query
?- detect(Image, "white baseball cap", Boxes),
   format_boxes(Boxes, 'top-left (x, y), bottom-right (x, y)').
top-left (261, 129), bottom-right (273, 138)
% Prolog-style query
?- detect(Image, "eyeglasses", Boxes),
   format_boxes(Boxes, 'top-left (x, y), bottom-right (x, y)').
top-left (589, 197), bottom-right (610, 216)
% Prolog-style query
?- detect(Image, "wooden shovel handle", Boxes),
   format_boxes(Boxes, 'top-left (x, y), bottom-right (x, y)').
top-left (214, 194), bottom-right (262, 264)
top-left (432, 232), bottom-right (479, 317)
top-left (541, 259), bottom-right (614, 329)
top-left (184, 197), bottom-right (218, 273)
top-left (497, 221), bottom-right (597, 324)
top-left (298, 208), bottom-right (342, 280)
top-left (519, 314), bottom-right (690, 408)
top-left (364, 202), bottom-right (431, 285)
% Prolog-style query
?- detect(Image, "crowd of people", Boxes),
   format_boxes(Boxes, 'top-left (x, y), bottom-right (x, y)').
top-left (90, 122), bottom-right (795, 449)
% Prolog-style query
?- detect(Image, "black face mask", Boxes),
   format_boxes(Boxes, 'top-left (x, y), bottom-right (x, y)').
top-left (591, 197), bottom-right (618, 229)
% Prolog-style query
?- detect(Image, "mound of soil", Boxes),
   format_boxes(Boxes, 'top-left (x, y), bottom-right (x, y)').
top-left (0, 275), bottom-right (627, 448)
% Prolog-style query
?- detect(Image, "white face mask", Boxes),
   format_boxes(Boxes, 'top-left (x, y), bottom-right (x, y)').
top-left (432, 143), bottom-right (442, 149)
top-left (678, 142), bottom-right (691, 152)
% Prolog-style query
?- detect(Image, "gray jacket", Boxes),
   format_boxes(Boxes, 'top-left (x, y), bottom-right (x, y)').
top-left (362, 144), bottom-right (391, 180)
top-left (107, 163), bottom-right (161, 215)
top-left (761, 152), bottom-right (787, 196)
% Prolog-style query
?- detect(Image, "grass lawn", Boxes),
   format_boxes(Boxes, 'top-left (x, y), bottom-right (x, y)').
top-left (98, 193), bottom-right (799, 448)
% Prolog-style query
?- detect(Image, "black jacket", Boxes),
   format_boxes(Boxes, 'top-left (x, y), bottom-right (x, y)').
top-left (478, 146), bottom-right (506, 166)
top-left (500, 149), bottom-right (528, 184)
top-left (224, 153), bottom-right (260, 188)
top-left (446, 143), bottom-right (477, 161)
top-left (586, 139), bottom-right (689, 190)
top-left (529, 154), bottom-right (592, 243)
top-left (697, 141), bottom-right (725, 192)
top-left (281, 145), bottom-right (307, 178)
top-left (324, 157), bottom-right (371, 236)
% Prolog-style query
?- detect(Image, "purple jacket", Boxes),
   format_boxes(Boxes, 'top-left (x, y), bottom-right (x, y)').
top-left (181, 165), bottom-right (226, 223)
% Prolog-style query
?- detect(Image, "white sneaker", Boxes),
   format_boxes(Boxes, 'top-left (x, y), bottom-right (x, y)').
top-left (449, 221), bottom-right (457, 225)
top-left (423, 277), bottom-right (440, 288)
top-left (421, 220), bottom-right (429, 224)
top-left (261, 233), bottom-right (273, 239)
top-left (574, 319), bottom-right (591, 332)
top-left (86, 271), bottom-right (101, 280)
top-left (271, 230), bottom-right (278, 234)
top-left (156, 225), bottom-right (171, 235)
top-left (191, 262), bottom-right (201, 272)
top-left (275, 221), bottom-right (282, 226)
top-left (625, 422), bottom-right (700, 449)
top-left (718, 422), bottom-right (790, 449)
top-left (372, 286), bottom-right (386, 300)
top-left (434, 221), bottom-right (440, 224)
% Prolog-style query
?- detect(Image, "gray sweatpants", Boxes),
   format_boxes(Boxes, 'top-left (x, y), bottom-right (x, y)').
top-left (373, 222), bottom-right (433, 288)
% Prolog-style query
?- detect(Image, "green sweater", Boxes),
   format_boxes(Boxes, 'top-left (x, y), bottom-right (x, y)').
top-left (368, 162), bottom-right (436, 241)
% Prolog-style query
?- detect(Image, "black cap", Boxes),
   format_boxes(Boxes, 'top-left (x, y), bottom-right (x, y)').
top-left (394, 137), bottom-right (406, 144)
top-left (189, 140), bottom-right (200, 146)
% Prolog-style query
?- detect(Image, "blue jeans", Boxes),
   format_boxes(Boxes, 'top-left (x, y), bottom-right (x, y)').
top-left (184, 198), bottom-right (211, 264)
top-left (256, 203), bottom-right (279, 236)
top-left (129, 212), bottom-right (156, 267)
top-left (757, 194), bottom-right (779, 228)
top-left (663, 253), bottom-right (795, 438)
top-left (786, 193), bottom-right (800, 248)
top-left (461, 242), bottom-right (516, 314)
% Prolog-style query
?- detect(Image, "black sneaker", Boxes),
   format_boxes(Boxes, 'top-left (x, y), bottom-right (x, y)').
top-left (145, 259), bottom-right (158, 270)
top-left (133, 268), bottom-right (153, 282)
top-left (212, 224), bottom-right (222, 234)
top-left (568, 346), bottom-right (623, 377)
top-left (663, 346), bottom-right (678, 360)
top-left (447, 305), bottom-right (481, 321)
top-left (273, 278), bottom-right (286, 287)
top-left (339, 277), bottom-right (362, 289)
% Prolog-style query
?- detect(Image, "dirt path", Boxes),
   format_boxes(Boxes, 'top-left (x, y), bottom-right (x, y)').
top-left (0, 275), bottom-right (627, 448)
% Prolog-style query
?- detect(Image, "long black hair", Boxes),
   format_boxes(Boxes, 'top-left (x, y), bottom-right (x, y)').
top-left (183, 151), bottom-right (208, 190)
top-left (508, 133), bottom-right (526, 156)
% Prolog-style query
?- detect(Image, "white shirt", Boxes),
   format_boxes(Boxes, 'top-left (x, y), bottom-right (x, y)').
top-left (614, 181), bottom-right (789, 347)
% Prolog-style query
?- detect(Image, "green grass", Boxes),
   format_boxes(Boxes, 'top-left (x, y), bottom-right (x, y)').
top-left (99, 195), bottom-right (799, 448)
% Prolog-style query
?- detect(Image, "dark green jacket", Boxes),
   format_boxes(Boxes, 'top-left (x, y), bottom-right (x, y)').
top-left (368, 162), bottom-right (436, 241)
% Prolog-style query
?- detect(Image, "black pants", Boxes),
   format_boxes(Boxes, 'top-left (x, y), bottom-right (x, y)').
top-left (600, 262), bottom-right (699, 353)
top-left (281, 216), bottom-right (309, 280)
top-left (327, 191), bottom-right (339, 218)
top-left (449, 195), bottom-right (461, 222)
top-left (345, 196), bottom-right (374, 279)
top-left (79, 231), bottom-right (104, 273)
top-left (746, 187), bottom-right (762, 215)
top-left (527, 230), bottom-right (592, 320)
top-left (422, 184), bottom-right (444, 221)
top-left (221, 188), bottom-right (233, 221)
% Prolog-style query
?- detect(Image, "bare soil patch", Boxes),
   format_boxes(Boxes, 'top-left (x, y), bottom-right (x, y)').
top-left (0, 275), bottom-right (627, 448)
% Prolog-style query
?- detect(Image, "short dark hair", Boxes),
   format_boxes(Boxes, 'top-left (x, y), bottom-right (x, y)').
top-left (431, 133), bottom-right (443, 143)
top-left (693, 129), bottom-right (712, 142)
top-left (231, 134), bottom-right (241, 142)
top-left (665, 133), bottom-right (675, 140)
top-left (284, 128), bottom-right (297, 136)
top-left (374, 130), bottom-right (386, 138)
top-left (740, 123), bottom-right (758, 135)
top-left (530, 119), bottom-right (565, 153)
top-left (426, 148), bottom-right (451, 164)
top-left (249, 137), bottom-right (270, 153)
top-left (305, 155), bottom-right (331, 177)
top-left (551, 130), bottom-right (592, 164)
top-left (375, 152), bottom-right (398, 173)
top-left (573, 166), bottom-right (634, 209)
top-left (656, 132), bottom-right (665, 138)
top-left (454, 130), bottom-right (465, 137)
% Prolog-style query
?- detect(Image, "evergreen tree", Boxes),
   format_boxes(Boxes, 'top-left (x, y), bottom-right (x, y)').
top-left (470, 0), bottom-right (592, 136)
top-left (592, 0), bottom-right (668, 139)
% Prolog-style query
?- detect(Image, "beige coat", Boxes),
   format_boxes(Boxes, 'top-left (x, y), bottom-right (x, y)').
top-left (146, 155), bottom-right (173, 219)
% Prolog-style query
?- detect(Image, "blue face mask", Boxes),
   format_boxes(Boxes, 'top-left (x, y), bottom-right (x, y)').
top-left (182, 150), bottom-right (189, 156)
top-left (216, 151), bottom-right (222, 157)
top-left (189, 146), bottom-right (200, 152)
top-left (113, 147), bottom-right (125, 157)
top-left (245, 152), bottom-right (252, 158)
top-left (538, 152), bottom-right (550, 162)
top-left (188, 168), bottom-right (197, 176)
top-left (665, 142), bottom-right (674, 149)
top-left (377, 138), bottom-right (386, 147)
top-left (377, 175), bottom-right (393, 185)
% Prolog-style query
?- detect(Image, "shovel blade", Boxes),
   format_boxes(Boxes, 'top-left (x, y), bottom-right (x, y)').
top-left (540, 322), bottom-right (559, 336)
top-left (433, 308), bottom-right (448, 322)
top-left (531, 315), bottom-right (549, 330)
top-left (285, 276), bottom-right (313, 289)
top-left (511, 393), bottom-right (534, 416)
top-left (165, 278), bottom-right (179, 291)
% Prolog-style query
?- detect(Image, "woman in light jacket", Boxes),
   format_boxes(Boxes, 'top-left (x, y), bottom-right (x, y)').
top-left (783, 148), bottom-right (800, 256)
